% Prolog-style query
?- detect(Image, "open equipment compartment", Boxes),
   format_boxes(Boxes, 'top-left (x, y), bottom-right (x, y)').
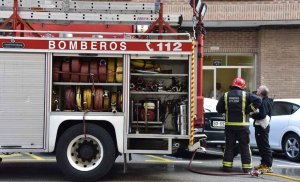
top-left (51, 54), bottom-right (124, 113)
top-left (127, 54), bottom-right (192, 152)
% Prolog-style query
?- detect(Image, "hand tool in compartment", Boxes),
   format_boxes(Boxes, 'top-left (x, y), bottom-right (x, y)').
top-left (147, 80), bottom-right (157, 92)
top-left (52, 59), bottom-right (61, 82)
top-left (157, 80), bottom-right (165, 92)
top-left (116, 58), bottom-right (123, 83)
top-left (130, 82), bottom-right (136, 90)
top-left (107, 58), bottom-right (116, 83)
top-left (134, 102), bottom-right (142, 134)
top-left (90, 60), bottom-right (99, 82)
top-left (62, 60), bottom-right (71, 82)
top-left (136, 78), bottom-right (145, 91)
top-left (117, 91), bottom-right (123, 111)
top-left (76, 86), bottom-right (82, 111)
top-left (103, 90), bottom-right (110, 110)
top-left (111, 92), bottom-right (118, 113)
top-left (94, 88), bottom-right (104, 111)
top-left (65, 87), bottom-right (75, 111)
top-left (52, 90), bottom-right (60, 111)
top-left (54, 98), bottom-right (60, 111)
top-left (70, 58), bottom-right (80, 82)
top-left (168, 77), bottom-right (186, 92)
top-left (80, 61), bottom-right (89, 82)
top-left (98, 58), bottom-right (107, 83)
top-left (83, 88), bottom-right (92, 111)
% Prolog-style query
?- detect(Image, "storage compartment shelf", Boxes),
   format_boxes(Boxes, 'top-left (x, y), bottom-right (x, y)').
top-left (53, 82), bottom-right (123, 86)
top-left (131, 73), bottom-right (188, 77)
top-left (130, 91), bottom-right (188, 95)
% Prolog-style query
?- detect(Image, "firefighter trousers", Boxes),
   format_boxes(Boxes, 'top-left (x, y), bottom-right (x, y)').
top-left (255, 125), bottom-right (273, 167)
top-left (223, 128), bottom-right (252, 170)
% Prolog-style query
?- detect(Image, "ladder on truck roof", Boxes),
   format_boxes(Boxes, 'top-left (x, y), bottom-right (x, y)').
top-left (0, 0), bottom-right (182, 25)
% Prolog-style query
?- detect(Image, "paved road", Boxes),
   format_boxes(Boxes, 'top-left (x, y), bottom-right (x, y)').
top-left (0, 151), bottom-right (299, 182)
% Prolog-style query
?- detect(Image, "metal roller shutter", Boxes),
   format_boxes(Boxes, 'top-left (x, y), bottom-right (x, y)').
top-left (0, 53), bottom-right (46, 149)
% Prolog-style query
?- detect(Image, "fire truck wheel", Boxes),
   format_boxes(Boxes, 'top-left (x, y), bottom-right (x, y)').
top-left (56, 123), bottom-right (115, 182)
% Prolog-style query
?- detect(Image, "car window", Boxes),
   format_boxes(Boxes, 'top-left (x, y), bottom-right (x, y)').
top-left (272, 102), bottom-right (293, 116)
top-left (292, 104), bottom-right (300, 114)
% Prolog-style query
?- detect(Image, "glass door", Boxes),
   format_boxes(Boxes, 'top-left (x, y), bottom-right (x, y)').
top-left (216, 68), bottom-right (238, 95)
top-left (241, 68), bottom-right (255, 92)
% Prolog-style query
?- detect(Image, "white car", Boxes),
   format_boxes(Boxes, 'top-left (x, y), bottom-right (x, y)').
top-left (250, 99), bottom-right (300, 162)
top-left (204, 97), bottom-right (218, 112)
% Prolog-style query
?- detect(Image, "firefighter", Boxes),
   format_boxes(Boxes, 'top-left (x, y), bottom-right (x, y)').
top-left (216, 77), bottom-right (261, 173)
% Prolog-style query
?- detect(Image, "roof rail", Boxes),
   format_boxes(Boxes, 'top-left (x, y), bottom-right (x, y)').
top-left (0, 29), bottom-right (191, 40)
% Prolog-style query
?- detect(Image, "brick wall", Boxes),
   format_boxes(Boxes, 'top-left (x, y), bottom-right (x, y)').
top-left (204, 29), bottom-right (258, 53)
top-left (75, 1), bottom-right (300, 21)
top-left (258, 26), bottom-right (300, 98)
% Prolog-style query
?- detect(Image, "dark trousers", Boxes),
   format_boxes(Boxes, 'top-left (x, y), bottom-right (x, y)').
top-left (223, 128), bottom-right (252, 169)
top-left (255, 125), bottom-right (273, 167)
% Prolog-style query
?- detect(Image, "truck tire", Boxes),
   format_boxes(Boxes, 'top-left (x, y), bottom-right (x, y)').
top-left (56, 123), bottom-right (116, 182)
top-left (283, 133), bottom-right (300, 162)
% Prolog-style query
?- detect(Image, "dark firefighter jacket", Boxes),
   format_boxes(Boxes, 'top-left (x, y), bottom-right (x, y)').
top-left (216, 87), bottom-right (262, 130)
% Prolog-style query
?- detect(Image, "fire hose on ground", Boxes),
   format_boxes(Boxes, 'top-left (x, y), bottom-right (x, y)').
top-left (187, 147), bottom-right (300, 181)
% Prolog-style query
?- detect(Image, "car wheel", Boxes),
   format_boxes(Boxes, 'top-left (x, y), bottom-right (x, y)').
top-left (56, 123), bottom-right (116, 182)
top-left (283, 133), bottom-right (300, 162)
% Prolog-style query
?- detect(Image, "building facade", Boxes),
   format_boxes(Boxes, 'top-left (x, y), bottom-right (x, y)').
top-left (161, 0), bottom-right (300, 99)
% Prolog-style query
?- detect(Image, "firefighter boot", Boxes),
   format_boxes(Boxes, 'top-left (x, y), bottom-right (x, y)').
top-left (254, 164), bottom-right (273, 173)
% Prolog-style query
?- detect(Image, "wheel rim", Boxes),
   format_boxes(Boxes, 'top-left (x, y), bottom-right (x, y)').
top-left (67, 134), bottom-right (104, 171)
top-left (285, 137), bottom-right (300, 159)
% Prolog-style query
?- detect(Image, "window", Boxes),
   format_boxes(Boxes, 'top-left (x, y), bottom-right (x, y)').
top-left (292, 104), bottom-right (300, 114)
top-left (272, 102), bottom-right (293, 116)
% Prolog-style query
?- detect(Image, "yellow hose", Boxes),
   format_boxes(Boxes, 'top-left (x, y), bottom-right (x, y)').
top-left (76, 86), bottom-right (82, 111)
top-left (116, 58), bottom-right (123, 83)
top-left (111, 92), bottom-right (118, 112)
top-left (103, 90), bottom-right (110, 110)
top-left (189, 40), bottom-right (195, 146)
top-left (265, 173), bottom-right (300, 182)
top-left (83, 88), bottom-right (92, 111)
top-left (107, 58), bottom-right (116, 83)
top-left (131, 59), bottom-right (153, 69)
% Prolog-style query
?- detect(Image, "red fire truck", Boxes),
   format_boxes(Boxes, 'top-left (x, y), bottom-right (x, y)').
top-left (0, 0), bottom-right (207, 181)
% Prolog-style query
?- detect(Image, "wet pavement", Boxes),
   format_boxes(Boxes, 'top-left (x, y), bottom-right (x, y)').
top-left (0, 151), bottom-right (299, 182)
